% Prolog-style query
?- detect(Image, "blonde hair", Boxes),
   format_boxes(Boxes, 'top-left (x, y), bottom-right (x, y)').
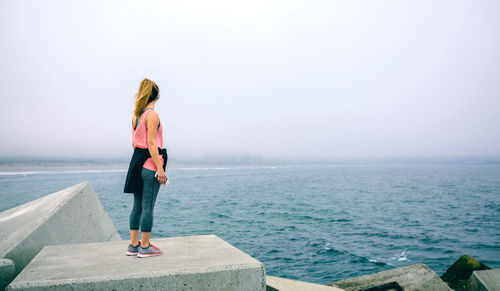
top-left (134, 78), bottom-right (159, 117)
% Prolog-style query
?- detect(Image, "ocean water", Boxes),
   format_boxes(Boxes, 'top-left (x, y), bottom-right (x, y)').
top-left (1, 164), bottom-right (499, 284)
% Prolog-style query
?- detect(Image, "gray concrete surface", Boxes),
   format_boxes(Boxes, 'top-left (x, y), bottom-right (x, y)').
top-left (468, 269), bottom-right (500, 291)
top-left (327, 264), bottom-right (452, 291)
top-left (7, 234), bottom-right (266, 291)
top-left (0, 182), bottom-right (121, 280)
top-left (266, 275), bottom-right (344, 291)
top-left (0, 259), bottom-right (16, 290)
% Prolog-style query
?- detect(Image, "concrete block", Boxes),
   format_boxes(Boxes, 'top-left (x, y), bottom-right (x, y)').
top-left (0, 259), bottom-right (16, 290)
top-left (266, 275), bottom-right (344, 291)
top-left (468, 269), bottom-right (500, 291)
top-left (7, 234), bottom-right (266, 291)
top-left (327, 264), bottom-right (452, 291)
top-left (0, 182), bottom-right (121, 279)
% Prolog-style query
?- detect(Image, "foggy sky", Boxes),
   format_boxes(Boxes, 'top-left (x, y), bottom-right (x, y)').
top-left (1, 0), bottom-right (499, 160)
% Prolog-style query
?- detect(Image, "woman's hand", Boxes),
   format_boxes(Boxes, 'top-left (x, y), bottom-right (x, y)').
top-left (156, 168), bottom-right (167, 184)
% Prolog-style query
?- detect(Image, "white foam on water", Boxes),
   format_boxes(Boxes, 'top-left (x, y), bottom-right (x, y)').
top-left (175, 167), bottom-right (230, 171)
top-left (0, 169), bottom-right (126, 176)
top-left (388, 251), bottom-right (409, 263)
top-left (173, 165), bottom-right (280, 171)
top-left (369, 251), bottom-right (409, 266)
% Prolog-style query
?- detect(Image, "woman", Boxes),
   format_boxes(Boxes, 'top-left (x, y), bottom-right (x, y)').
top-left (123, 78), bottom-right (167, 258)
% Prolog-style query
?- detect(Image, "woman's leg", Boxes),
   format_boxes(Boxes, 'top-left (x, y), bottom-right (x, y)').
top-left (130, 230), bottom-right (139, 246)
top-left (141, 232), bottom-right (151, 248)
top-left (140, 168), bottom-right (160, 247)
top-left (129, 191), bottom-right (143, 245)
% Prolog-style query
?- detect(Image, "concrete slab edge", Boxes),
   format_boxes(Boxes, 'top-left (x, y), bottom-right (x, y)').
top-left (469, 269), bottom-right (500, 291)
top-left (266, 275), bottom-right (345, 291)
top-left (7, 265), bottom-right (266, 290)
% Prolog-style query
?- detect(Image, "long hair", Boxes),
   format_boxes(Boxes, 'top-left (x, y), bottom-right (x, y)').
top-left (134, 78), bottom-right (159, 117)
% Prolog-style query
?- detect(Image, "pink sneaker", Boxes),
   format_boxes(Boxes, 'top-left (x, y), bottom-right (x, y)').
top-left (137, 243), bottom-right (163, 258)
top-left (126, 241), bottom-right (141, 256)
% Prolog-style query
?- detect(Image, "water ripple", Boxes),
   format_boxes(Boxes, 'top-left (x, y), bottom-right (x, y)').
top-left (1, 164), bottom-right (499, 284)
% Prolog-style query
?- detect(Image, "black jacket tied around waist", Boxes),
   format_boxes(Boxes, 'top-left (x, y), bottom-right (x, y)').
top-left (124, 147), bottom-right (168, 194)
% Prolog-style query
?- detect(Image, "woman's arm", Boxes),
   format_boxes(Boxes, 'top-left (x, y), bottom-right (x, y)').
top-left (145, 111), bottom-right (167, 184)
top-left (132, 117), bottom-right (136, 149)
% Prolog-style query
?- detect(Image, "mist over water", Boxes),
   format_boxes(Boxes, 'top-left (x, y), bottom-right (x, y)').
top-left (1, 0), bottom-right (499, 161)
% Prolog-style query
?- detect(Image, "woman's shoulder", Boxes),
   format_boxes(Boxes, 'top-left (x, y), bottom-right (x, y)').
top-left (148, 109), bottom-right (159, 117)
top-left (144, 110), bottom-right (160, 126)
top-left (146, 110), bottom-right (159, 121)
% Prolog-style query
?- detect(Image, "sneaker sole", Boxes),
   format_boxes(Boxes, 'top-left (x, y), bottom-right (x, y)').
top-left (126, 251), bottom-right (138, 256)
top-left (137, 252), bottom-right (163, 258)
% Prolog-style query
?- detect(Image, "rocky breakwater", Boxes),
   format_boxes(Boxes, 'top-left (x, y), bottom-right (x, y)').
top-left (326, 255), bottom-right (497, 291)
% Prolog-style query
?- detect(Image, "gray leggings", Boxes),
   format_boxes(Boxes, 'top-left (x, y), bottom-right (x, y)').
top-left (129, 168), bottom-right (160, 232)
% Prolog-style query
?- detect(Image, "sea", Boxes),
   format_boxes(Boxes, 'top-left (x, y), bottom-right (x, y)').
top-left (1, 163), bottom-right (499, 284)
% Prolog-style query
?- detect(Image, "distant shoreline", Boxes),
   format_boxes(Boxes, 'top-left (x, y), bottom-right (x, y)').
top-left (1, 159), bottom-right (499, 175)
top-left (0, 161), bottom-right (278, 174)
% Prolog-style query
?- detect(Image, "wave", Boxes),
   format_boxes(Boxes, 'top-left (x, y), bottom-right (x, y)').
top-left (174, 165), bottom-right (279, 171)
top-left (0, 169), bottom-right (127, 176)
top-left (175, 167), bottom-right (230, 171)
top-left (368, 251), bottom-right (409, 266)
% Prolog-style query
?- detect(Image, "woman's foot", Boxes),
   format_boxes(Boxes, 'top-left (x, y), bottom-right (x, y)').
top-left (137, 243), bottom-right (163, 258)
top-left (126, 241), bottom-right (141, 256)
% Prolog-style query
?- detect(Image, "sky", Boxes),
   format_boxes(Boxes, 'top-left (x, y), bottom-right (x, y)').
top-left (0, 0), bottom-right (499, 161)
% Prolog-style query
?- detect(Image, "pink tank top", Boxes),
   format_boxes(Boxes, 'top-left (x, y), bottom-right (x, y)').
top-left (132, 109), bottom-right (164, 171)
